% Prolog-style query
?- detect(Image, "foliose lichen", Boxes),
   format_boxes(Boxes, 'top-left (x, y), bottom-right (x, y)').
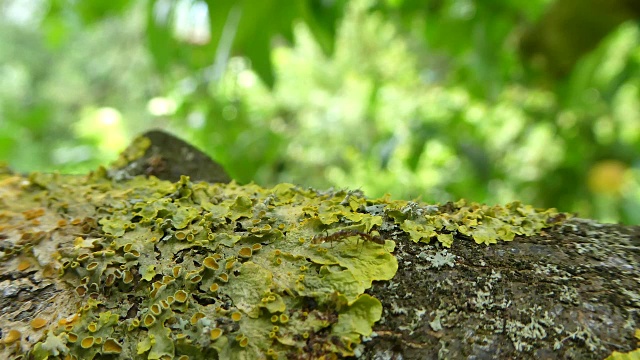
top-left (387, 199), bottom-right (563, 248)
top-left (605, 329), bottom-right (639, 359)
top-left (0, 163), bottom-right (565, 359)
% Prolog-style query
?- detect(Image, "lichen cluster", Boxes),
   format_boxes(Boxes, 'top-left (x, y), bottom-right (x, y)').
top-left (0, 164), bottom-right (566, 359)
top-left (1, 168), bottom-right (397, 359)
top-left (388, 199), bottom-right (562, 248)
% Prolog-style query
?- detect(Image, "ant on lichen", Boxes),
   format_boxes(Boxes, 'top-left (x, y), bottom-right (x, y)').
top-left (312, 229), bottom-right (385, 250)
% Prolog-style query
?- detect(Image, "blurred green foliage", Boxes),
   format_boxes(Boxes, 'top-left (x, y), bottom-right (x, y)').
top-left (0, 0), bottom-right (639, 223)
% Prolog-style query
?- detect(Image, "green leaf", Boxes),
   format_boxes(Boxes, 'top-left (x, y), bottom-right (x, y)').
top-left (203, 0), bottom-right (236, 54)
top-left (75, 0), bottom-right (132, 24)
top-left (146, 0), bottom-right (175, 73)
top-left (204, 0), bottom-right (345, 86)
top-left (241, 24), bottom-right (275, 87)
top-left (300, 0), bottom-right (346, 56)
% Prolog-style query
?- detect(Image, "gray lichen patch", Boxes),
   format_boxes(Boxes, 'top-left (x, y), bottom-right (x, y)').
top-left (362, 219), bottom-right (640, 359)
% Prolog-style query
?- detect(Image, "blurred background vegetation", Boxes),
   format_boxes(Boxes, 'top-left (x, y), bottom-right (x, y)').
top-left (1, 0), bottom-right (639, 223)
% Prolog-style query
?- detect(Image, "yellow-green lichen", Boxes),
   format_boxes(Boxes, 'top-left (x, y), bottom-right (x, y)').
top-left (110, 134), bottom-right (152, 169)
top-left (0, 165), bottom-right (565, 359)
top-left (390, 199), bottom-right (562, 248)
top-left (606, 329), bottom-right (640, 359)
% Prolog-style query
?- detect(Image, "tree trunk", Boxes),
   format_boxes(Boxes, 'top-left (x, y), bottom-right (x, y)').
top-left (1, 132), bottom-right (638, 360)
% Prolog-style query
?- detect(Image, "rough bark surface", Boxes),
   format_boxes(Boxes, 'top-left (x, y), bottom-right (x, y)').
top-left (1, 132), bottom-right (638, 359)
top-left (363, 219), bottom-right (639, 359)
top-left (109, 130), bottom-right (232, 184)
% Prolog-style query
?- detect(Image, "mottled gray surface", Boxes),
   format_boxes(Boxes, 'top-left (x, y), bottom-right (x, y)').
top-left (362, 218), bottom-right (640, 359)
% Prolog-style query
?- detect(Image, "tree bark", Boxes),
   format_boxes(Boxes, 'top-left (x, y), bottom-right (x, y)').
top-left (363, 218), bottom-right (640, 359)
top-left (1, 132), bottom-right (638, 360)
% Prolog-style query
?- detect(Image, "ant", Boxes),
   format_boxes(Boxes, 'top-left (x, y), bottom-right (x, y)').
top-left (312, 229), bottom-right (385, 249)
